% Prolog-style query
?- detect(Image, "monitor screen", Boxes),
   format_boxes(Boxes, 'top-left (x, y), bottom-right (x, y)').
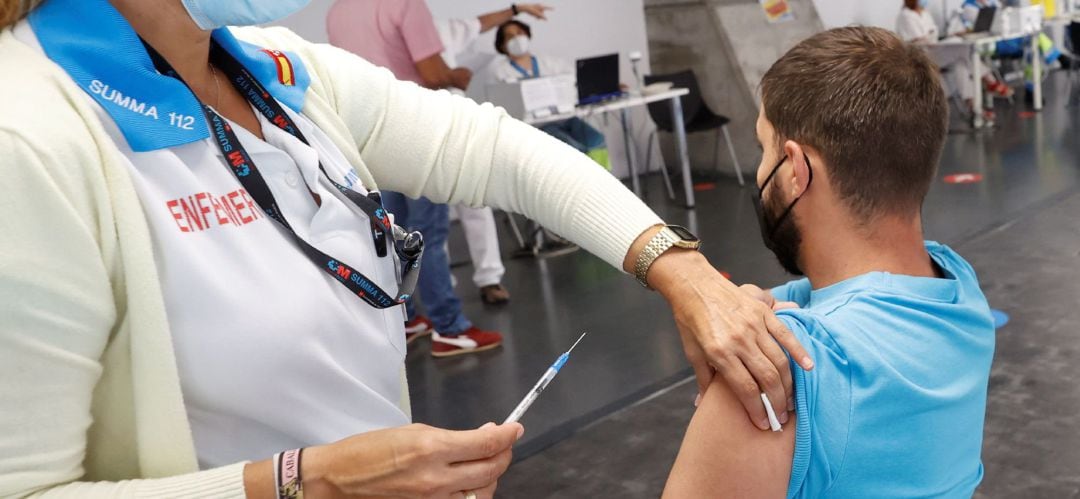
top-left (576, 53), bottom-right (621, 105)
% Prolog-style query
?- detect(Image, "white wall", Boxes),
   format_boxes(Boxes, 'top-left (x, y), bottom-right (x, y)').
top-left (810, 0), bottom-right (967, 30)
top-left (273, 0), bottom-right (664, 179)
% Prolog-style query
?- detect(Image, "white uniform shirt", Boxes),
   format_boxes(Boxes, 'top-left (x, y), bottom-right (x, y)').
top-left (17, 26), bottom-right (411, 469)
top-left (124, 105), bottom-right (411, 468)
top-left (490, 53), bottom-right (574, 82)
top-left (131, 106), bottom-right (411, 468)
top-left (896, 8), bottom-right (939, 43)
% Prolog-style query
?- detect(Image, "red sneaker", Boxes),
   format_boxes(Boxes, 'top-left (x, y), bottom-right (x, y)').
top-left (987, 80), bottom-right (1013, 98)
top-left (405, 316), bottom-right (435, 345)
top-left (431, 328), bottom-right (503, 357)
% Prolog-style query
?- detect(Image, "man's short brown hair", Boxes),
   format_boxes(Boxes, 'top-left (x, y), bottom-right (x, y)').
top-left (760, 26), bottom-right (947, 222)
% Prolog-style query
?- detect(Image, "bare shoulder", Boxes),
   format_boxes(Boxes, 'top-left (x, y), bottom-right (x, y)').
top-left (663, 376), bottom-right (796, 499)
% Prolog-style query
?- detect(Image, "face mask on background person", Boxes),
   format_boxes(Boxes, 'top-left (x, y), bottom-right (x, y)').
top-left (751, 153), bottom-right (814, 276)
top-left (919, 0), bottom-right (930, 8)
top-left (506, 35), bottom-right (531, 57)
top-left (180, 0), bottom-right (312, 30)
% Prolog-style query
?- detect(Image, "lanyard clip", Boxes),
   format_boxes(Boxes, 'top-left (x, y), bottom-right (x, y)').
top-left (393, 225), bottom-right (424, 260)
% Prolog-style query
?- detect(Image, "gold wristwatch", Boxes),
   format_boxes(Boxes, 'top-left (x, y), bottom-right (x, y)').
top-left (634, 225), bottom-right (702, 288)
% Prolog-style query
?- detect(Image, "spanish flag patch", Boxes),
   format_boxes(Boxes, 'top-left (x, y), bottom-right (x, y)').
top-left (261, 49), bottom-right (295, 87)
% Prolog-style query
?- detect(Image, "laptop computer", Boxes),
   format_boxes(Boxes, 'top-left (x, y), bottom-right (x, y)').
top-left (965, 6), bottom-right (996, 37)
top-left (575, 53), bottom-right (623, 106)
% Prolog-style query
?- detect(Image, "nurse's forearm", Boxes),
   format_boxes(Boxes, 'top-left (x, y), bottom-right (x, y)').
top-left (477, 7), bottom-right (516, 32)
top-left (478, 3), bottom-right (551, 31)
top-left (243, 459), bottom-right (274, 498)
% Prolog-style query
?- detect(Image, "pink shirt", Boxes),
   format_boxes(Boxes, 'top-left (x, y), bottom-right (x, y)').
top-left (327, 0), bottom-right (444, 85)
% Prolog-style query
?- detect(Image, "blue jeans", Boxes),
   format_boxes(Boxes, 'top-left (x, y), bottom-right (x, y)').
top-left (380, 191), bottom-right (472, 335)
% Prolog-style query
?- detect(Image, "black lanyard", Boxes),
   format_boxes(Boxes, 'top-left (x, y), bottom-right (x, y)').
top-left (143, 40), bottom-right (422, 309)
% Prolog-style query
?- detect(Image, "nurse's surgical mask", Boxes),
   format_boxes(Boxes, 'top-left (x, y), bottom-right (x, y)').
top-left (506, 35), bottom-right (531, 57)
top-left (181, 0), bottom-right (312, 30)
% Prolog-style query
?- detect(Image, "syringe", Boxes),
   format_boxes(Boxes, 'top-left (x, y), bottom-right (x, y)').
top-left (503, 332), bottom-right (587, 424)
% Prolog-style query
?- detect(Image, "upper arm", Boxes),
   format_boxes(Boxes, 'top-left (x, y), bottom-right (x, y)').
top-left (664, 376), bottom-right (795, 499)
top-left (0, 130), bottom-right (116, 496)
top-left (666, 313), bottom-right (841, 499)
top-left (254, 31), bottom-right (494, 202)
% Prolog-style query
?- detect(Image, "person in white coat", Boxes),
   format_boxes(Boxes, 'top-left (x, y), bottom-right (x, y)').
top-left (489, 20), bottom-right (573, 83)
top-left (897, 0), bottom-right (1010, 119)
top-left (897, 0), bottom-right (983, 115)
top-left (489, 19), bottom-right (609, 167)
top-left (435, 3), bottom-right (551, 306)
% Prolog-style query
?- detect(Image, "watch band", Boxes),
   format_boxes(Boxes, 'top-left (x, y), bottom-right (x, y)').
top-left (511, 3), bottom-right (519, 15)
top-left (634, 229), bottom-right (675, 288)
top-left (634, 226), bottom-right (702, 288)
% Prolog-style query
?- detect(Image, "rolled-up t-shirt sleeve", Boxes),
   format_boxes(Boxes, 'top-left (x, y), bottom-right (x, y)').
top-left (775, 312), bottom-right (852, 499)
top-left (771, 278), bottom-right (812, 307)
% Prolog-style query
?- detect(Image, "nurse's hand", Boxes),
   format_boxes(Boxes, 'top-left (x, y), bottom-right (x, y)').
top-left (245, 422), bottom-right (522, 498)
top-left (625, 227), bottom-right (813, 431)
top-left (651, 252), bottom-right (813, 430)
top-left (516, 4), bottom-right (553, 20)
top-left (449, 68), bottom-right (473, 92)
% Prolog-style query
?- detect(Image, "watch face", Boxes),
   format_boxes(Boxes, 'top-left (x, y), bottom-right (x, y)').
top-left (668, 225), bottom-right (700, 242)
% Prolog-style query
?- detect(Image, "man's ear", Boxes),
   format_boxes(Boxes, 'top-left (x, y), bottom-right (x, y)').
top-left (782, 140), bottom-right (812, 198)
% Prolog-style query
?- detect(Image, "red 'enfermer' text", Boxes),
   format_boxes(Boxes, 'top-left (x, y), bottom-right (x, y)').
top-left (165, 188), bottom-right (262, 233)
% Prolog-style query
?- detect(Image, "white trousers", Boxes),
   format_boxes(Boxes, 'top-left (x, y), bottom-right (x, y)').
top-left (928, 43), bottom-right (989, 103)
top-left (450, 205), bottom-right (506, 288)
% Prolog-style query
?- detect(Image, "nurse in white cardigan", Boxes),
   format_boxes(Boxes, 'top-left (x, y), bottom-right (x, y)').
top-left (0, 0), bottom-right (813, 497)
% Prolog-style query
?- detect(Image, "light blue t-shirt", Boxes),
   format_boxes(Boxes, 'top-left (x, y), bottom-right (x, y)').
top-left (772, 242), bottom-right (995, 498)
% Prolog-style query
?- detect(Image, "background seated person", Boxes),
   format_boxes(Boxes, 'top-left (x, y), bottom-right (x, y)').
top-left (955, 0), bottom-right (1059, 98)
top-left (490, 20), bottom-right (609, 169)
top-left (896, 0), bottom-right (1009, 112)
top-left (663, 27), bottom-right (995, 498)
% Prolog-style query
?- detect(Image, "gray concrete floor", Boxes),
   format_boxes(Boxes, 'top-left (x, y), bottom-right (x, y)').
top-left (408, 73), bottom-right (1080, 497)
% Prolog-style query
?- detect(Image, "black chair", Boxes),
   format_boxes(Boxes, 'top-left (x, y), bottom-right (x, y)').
top-left (642, 69), bottom-right (745, 201)
top-left (1066, 21), bottom-right (1080, 107)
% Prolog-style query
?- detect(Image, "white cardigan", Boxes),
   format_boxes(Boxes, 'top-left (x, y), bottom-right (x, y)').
top-left (0, 24), bottom-right (661, 497)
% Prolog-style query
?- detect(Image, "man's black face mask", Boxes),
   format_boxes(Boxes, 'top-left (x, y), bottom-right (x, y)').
top-left (751, 153), bottom-right (813, 276)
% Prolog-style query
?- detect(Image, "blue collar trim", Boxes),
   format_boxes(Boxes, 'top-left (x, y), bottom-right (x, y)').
top-left (510, 56), bottom-right (540, 79)
top-left (29, 0), bottom-right (310, 152)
